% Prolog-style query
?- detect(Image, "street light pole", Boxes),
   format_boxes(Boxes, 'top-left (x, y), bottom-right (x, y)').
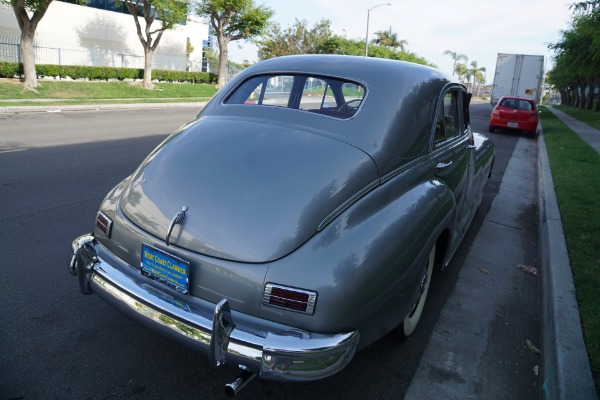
top-left (365, 3), bottom-right (391, 57)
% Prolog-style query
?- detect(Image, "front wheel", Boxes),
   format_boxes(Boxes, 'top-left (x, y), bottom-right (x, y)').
top-left (400, 244), bottom-right (435, 338)
top-left (530, 129), bottom-right (538, 140)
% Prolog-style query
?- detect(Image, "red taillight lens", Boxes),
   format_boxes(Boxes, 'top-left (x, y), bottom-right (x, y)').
top-left (96, 211), bottom-right (113, 238)
top-left (263, 283), bottom-right (317, 315)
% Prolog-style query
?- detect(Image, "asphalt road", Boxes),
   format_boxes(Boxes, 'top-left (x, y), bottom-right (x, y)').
top-left (0, 104), bottom-right (535, 399)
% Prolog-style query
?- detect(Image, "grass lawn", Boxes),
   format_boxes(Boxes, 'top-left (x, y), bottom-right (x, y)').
top-left (541, 105), bottom-right (600, 389)
top-left (0, 79), bottom-right (218, 106)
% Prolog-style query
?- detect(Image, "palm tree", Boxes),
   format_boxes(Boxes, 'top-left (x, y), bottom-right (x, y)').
top-left (443, 50), bottom-right (468, 77)
top-left (473, 70), bottom-right (487, 97)
top-left (374, 27), bottom-right (408, 51)
top-left (468, 61), bottom-right (486, 95)
top-left (455, 63), bottom-right (468, 84)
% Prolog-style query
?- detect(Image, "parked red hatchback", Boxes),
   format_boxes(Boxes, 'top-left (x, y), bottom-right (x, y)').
top-left (489, 96), bottom-right (539, 138)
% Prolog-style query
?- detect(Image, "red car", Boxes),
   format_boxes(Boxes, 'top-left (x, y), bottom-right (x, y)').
top-left (489, 96), bottom-right (539, 138)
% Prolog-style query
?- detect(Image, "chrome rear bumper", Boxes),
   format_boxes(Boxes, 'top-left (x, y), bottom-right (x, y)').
top-left (70, 234), bottom-right (359, 382)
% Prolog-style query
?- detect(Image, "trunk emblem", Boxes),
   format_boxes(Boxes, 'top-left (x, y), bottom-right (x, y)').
top-left (166, 205), bottom-right (188, 246)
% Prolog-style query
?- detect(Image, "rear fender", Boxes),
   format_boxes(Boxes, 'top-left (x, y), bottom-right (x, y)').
top-left (261, 175), bottom-right (456, 348)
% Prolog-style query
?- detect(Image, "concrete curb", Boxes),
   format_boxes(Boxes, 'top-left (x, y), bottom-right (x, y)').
top-left (0, 101), bottom-right (207, 113)
top-left (537, 128), bottom-right (598, 400)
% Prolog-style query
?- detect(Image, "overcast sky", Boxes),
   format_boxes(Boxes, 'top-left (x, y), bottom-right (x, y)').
top-left (227, 0), bottom-right (574, 81)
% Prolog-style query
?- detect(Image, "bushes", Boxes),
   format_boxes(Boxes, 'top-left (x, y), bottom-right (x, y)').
top-left (0, 62), bottom-right (217, 84)
top-left (0, 62), bottom-right (21, 78)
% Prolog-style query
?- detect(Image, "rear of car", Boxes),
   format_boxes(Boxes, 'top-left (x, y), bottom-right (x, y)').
top-left (489, 96), bottom-right (539, 138)
top-left (68, 55), bottom-right (495, 395)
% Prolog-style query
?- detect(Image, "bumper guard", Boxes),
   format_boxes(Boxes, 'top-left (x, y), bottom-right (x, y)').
top-left (70, 234), bottom-right (360, 382)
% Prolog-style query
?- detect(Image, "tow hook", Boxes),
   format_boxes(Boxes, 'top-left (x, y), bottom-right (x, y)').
top-left (225, 367), bottom-right (257, 397)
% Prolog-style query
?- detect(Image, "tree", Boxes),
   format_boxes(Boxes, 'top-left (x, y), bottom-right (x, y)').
top-left (186, 38), bottom-right (194, 71)
top-left (255, 18), bottom-right (332, 60)
top-left (467, 60), bottom-right (486, 94)
top-left (455, 62), bottom-right (468, 84)
top-left (374, 27), bottom-right (407, 51)
top-left (196, 0), bottom-right (273, 87)
top-left (5, 0), bottom-right (74, 90)
top-left (316, 36), bottom-right (364, 56)
top-left (315, 35), bottom-right (435, 67)
top-left (548, 0), bottom-right (600, 110)
top-left (122, 0), bottom-right (190, 89)
top-left (443, 50), bottom-right (467, 77)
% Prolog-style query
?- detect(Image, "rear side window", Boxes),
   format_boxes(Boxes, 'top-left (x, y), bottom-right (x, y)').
top-left (225, 74), bottom-right (366, 119)
top-left (500, 98), bottom-right (534, 110)
top-left (434, 91), bottom-right (460, 143)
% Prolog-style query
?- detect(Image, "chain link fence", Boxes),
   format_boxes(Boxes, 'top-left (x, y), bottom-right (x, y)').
top-left (0, 35), bottom-right (247, 83)
top-left (0, 35), bottom-right (186, 70)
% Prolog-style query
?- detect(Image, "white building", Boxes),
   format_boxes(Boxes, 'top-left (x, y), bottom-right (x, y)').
top-left (0, 1), bottom-right (210, 71)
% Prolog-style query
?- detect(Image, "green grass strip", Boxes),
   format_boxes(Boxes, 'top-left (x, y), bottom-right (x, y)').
top-left (0, 80), bottom-right (217, 100)
top-left (540, 106), bottom-right (600, 388)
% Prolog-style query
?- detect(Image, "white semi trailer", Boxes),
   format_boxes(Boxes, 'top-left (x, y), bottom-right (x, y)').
top-left (490, 53), bottom-right (545, 105)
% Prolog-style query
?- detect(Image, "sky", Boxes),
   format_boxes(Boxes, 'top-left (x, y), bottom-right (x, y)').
top-left (227, 0), bottom-right (574, 81)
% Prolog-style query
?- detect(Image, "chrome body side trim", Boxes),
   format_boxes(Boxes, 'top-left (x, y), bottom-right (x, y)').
top-left (318, 178), bottom-right (380, 231)
top-left (70, 234), bottom-right (359, 382)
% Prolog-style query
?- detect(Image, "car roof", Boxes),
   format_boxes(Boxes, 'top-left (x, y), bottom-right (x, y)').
top-left (202, 55), bottom-right (463, 170)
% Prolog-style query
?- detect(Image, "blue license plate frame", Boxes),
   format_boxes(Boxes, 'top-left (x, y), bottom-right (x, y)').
top-left (141, 244), bottom-right (189, 294)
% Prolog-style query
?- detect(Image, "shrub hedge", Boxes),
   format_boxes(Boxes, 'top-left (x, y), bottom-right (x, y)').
top-left (0, 62), bottom-right (217, 84)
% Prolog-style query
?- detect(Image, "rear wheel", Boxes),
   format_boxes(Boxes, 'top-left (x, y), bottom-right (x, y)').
top-left (400, 244), bottom-right (435, 338)
top-left (488, 125), bottom-right (495, 133)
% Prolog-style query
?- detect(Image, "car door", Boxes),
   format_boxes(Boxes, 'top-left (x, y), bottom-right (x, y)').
top-left (430, 87), bottom-right (474, 240)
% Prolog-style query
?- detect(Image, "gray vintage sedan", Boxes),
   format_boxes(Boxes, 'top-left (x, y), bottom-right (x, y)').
top-left (70, 55), bottom-right (494, 395)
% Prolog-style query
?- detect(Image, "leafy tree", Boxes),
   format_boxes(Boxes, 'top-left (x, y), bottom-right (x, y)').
top-left (196, 0), bottom-right (273, 87)
top-left (121, 0), bottom-right (190, 89)
top-left (315, 35), bottom-right (434, 67)
top-left (4, 0), bottom-right (84, 90)
top-left (443, 50), bottom-right (467, 77)
top-left (316, 36), bottom-right (364, 56)
top-left (186, 38), bottom-right (194, 71)
top-left (374, 27), bottom-right (407, 51)
top-left (255, 18), bottom-right (333, 60)
top-left (548, 0), bottom-right (600, 110)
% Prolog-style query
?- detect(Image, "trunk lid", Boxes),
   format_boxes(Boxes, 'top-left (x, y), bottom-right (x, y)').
top-left (120, 117), bottom-right (379, 263)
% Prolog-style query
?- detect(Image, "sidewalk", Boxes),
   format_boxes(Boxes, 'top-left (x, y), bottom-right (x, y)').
top-left (545, 106), bottom-right (600, 155)
top-left (405, 135), bottom-right (540, 399)
top-left (405, 107), bottom-right (598, 399)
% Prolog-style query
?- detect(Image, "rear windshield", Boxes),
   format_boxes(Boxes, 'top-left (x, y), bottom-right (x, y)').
top-left (225, 74), bottom-right (366, 119)
top-left (499, 98), bottom-right (534, 110)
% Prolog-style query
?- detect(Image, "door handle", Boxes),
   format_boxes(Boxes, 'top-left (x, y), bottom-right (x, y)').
top-left (436, 161), bottom-right (453, 169)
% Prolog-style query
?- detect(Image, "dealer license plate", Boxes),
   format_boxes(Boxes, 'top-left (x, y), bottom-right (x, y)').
top-left (508, 122), bottom-right (519, 128)
top-left (141, 244), bottom-right (189, 294)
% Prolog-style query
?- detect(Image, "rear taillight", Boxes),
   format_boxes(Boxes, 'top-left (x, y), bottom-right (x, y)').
top-left (96, 211), bottom-right (113, 238)
top-left (263, 283), bottom-right (317, 315)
